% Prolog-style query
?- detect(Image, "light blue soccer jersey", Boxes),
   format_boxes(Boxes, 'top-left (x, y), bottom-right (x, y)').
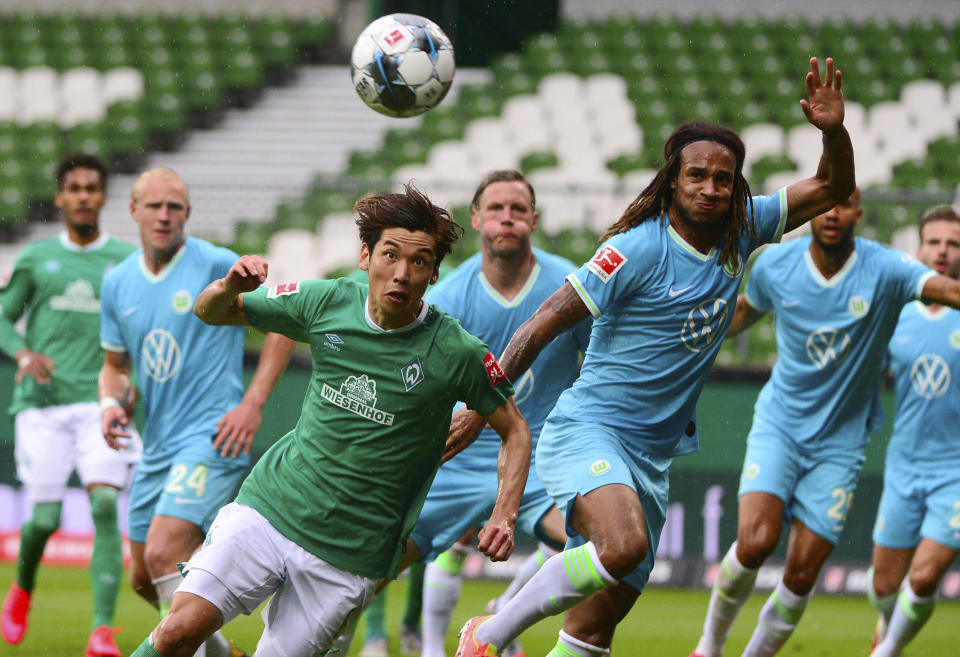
top-left (746, 237), bottom-right (935, 451)
top-left (554, 190), bottom-right (788, 457)
top-left (425, 248), bottom-right (591, 462)
top-left (886, 302), bottom-right (960, 465)
top-left (100, 238), bottom-right (246, 469)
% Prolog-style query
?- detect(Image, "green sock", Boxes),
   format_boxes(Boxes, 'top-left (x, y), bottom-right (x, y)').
top-left (89, 487), bottom-right (122, 630)
top-left (131, 635), bottom-right (164, 656)
top-left (363, 590), bottom-right (388, 640)
top-left (16, 502), bottom-right (62, 591)
top-left (402, 561), bottom-right (425, 629)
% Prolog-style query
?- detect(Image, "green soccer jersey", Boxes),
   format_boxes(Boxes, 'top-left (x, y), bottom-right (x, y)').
top-left (237, 278), bottom-right (514, 579)
top-left (0, 233), bottom-right (136, 414)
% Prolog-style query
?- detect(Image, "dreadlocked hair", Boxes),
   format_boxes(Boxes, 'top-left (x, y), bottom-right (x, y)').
top-left (601, 121), bottom-right (755, 268)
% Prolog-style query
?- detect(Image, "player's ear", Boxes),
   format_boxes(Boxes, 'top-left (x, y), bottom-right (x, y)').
top-left (430, 266), bottom-right (439, 285)
top-left (359, 242), bottom-right (370, 271)
top-left (471, 208), bottom-right (482, 230)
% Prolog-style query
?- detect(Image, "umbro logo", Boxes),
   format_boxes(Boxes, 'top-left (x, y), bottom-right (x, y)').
top-left (323, 334), bottom-right (344, 352)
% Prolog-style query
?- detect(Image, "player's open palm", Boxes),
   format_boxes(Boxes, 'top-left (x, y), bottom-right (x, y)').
top-left (225, 255), bottom-right (268, 293)
top-left (801, 56), bottom-right (844, 133)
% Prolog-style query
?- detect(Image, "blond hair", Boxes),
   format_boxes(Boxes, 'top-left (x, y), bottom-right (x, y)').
top-left (130, 167), bottom-right (190, 204)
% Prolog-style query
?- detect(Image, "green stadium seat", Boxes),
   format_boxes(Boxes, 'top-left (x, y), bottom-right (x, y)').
top-left (67, 122), bottom-right (108, 159)
top-left (292, 15), bottom-right (333, 60)
top-left (257, 16), bottom-right (298, 72)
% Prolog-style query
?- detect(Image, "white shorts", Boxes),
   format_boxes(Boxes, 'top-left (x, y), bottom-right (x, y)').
top-left (15, 402), bottom-right (141, 504)
top-left (179, 502), bottom-right (381, 657)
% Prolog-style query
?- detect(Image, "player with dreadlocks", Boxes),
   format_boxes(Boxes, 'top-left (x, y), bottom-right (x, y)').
top-left (452, 56), bottom-right (855, 657)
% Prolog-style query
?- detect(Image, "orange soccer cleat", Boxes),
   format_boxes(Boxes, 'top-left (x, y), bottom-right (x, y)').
top-left (455, 615), bottom-right (499, 657)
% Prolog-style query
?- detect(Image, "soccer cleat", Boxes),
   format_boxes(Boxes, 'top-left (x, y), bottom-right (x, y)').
top-left (359, 636), bottom-right (389, 657)
top-left (228, 639), bottom-right (250, 657)
top-left (483, 599), bottom-right (521, 657)
top-left (1, 582), bottom-right (31, 644)
top-left (687, 653), bottom-right (707, 657)
top-left (85, 625), bottom-right (122, 657)
top-left (399, 623), bottom-right (422, 655)
top-left (455, 616), bottom-right (498, 657)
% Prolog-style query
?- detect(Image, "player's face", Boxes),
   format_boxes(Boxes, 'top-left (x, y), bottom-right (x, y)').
top-left (55, 167), bottom-right (105, 235)
top-left (359, 227), bottom-right (439, 329)
top-left (670, 142), bottom-right (736, 228)
top-left (810, 195), bottom-right (861, 253)
top-left (471, 181), bottom-right (538, 258)
top-left (130, 175), bottom-right (190, 257)
top-left (917, 219), bottom-right (960, 279)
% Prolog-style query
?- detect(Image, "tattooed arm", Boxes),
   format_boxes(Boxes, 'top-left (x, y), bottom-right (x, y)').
top-left (443, 281), bottom-right (591, 462)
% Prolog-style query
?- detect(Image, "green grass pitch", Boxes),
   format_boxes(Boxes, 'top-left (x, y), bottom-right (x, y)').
top-left (3, 563), bottom-right (958, 656)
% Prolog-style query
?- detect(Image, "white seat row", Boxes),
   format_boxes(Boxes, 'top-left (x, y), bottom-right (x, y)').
top-left (0, 66), bottom-right (143, 127)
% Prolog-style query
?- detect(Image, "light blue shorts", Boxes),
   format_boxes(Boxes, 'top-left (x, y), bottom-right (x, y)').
top-left (873, 459), bottom-right (960, 551)
top-left (127, 444), bottom-right (248, 543)
top-left (409, 454), bottom-right (558, 562)
top-left (738, 414), bottom-right (865, 546)
top-left (535, 417), bottom-right (669, 593)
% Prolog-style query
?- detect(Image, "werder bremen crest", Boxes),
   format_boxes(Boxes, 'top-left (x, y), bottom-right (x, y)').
top-left (321, 374), bottom-right (395, 426)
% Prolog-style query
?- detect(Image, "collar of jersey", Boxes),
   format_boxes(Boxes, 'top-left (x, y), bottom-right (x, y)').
top-left (60, 231), bottom-right (108, 252)
top-left (912, 299), bottom-right (951, 321)
top-left (477, 262), bottom-right (541, 308)
top-left (364, 295), bottom-right (429, 332)
top-left (803, 247), bottom-right (858, 288)
top-left (667, 224), bottom-right (716, 261)
top-left (138, 241), bottom-right (188, 283)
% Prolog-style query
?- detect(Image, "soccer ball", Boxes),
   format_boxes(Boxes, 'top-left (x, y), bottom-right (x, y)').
top-left (350, 13), bottom-right (455, 118)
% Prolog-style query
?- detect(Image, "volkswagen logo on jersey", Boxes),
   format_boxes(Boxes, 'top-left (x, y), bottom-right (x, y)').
top-left (142, 328), bottom-right (182, 383)
top-left (805, 327), bottom-right (851, 370)
top-left (909, 353), bottom-right (951, 399)
top-left (681, 298), bottom-right (728, 353)
top-left (512, 370), bottom-right (534, 405)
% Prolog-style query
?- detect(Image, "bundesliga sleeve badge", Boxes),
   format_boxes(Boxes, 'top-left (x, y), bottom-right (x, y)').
top-left (586, 245), bottom-right (627, 283)
top-left (483, 352), bottom-right (506, 386)
top-left (267, 281), bottom-right (301, 298)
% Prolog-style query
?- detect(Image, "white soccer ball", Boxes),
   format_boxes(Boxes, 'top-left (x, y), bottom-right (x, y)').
top-left (350, 13), bottom-right (456, 118)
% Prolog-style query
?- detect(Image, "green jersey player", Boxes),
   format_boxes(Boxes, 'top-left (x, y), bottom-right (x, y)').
top-left (0, 153), bottom-right (136, 657)
top-left (128, 184), bottom-right (533, 657)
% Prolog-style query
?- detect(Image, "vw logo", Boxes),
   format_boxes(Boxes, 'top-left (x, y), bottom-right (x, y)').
top-left (142, 328), bottom-right (182, 383)
top-left (805, 327), bottom-right (851, 370)
top-left (909, 353), bottom-right (951, 399)
top-left (681, 298), bottom-right (728, 353)
top-left (513, 370), bottom-right (534, 405)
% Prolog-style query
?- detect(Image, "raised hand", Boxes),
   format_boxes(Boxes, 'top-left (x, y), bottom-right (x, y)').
top-left (800, 56), bottom-right (844, 133)
top-left (224, 255), bottom-right (269, 294)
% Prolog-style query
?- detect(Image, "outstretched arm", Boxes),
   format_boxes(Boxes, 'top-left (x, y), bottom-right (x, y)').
top-left (442, 281), bottom-right (591, 462)
top-left (921, 275), bottom-right (960, 309)
top-left (194, 255), bottom-right (269, 326)
top-left (726, 294), bottom-right (767, 337)
top-left (476, 397), bottom-right (531, 562)
top-left (784, 57), bottom-right (856, 232)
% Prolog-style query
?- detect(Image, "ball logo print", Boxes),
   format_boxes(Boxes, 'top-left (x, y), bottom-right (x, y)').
top-left (351, 13), bottom-right (455, 118)
top-left (805, 327), bottom-right (851, 370)
top-left (681, 298), bottom-right (728, 353)
top-left (909, 353), bottom-right (951, 399)
top-left (142, 328), bottom-right (182, 383)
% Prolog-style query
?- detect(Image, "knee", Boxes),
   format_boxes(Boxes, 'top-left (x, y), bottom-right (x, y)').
top-left (593, 529), bottom-right (649, 579)
top-left (153, 611), bottom-right (208, 655)
top-left (88, 488), bottom-right (119, 526)
top-left (782, 563), bottom-right (819, 596)
top-left (736, 524), bottom-right (779, 568)
top-left (908, 563), bottom-right (944, 598)
top-left (143, 541), bottom-right (177, 578)
top-left (29, 503), bottom-right (62, 536)
top-left (871, 568), bottom-right (903, 599)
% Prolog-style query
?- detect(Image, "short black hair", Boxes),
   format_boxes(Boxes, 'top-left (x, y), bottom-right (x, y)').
top-left (56, 153), bottom-right (108, 190)
top-left (355, 183), bottom-right (463, 270)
